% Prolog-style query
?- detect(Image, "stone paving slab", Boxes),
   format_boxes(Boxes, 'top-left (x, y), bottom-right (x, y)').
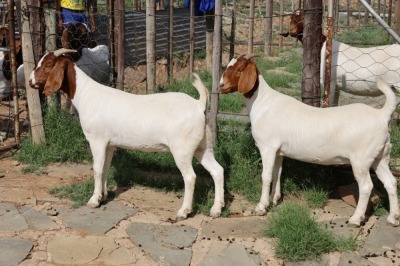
top-left (202, 216), bottom-right (267, 239)
top-left (19, 206), bottom-right (59, 231)
top-left (359, 215), bottom-right (400, 256)
top-left (199, 242), bottom-right (263, 266)
top-left (47, 235), bottom-right (136, 265)
top-left (0, 203), bottom-right (28, 232)
top-left (126, 222), bottom-right (197, 266)
top-left (61, 201), bottom-right (137, 234)
top-left (0, 238), bottom-right (33, 266)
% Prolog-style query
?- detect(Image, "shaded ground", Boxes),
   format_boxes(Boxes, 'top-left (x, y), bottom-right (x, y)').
top-left (1, 157), bottom-right (400, 265)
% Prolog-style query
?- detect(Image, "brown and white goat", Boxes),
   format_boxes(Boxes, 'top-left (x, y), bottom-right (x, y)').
top-left (279, 9), bottom-right (326, 44)
top-left (220, 54), bottom-right (399, 227)
top-left (29, 49), bottom-right (225, 220)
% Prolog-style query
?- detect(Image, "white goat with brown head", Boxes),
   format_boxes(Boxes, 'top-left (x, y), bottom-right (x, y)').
top-left (220, 54), bottom-right (399, 227)
top-left (29, 49), bottom-right (225, 220)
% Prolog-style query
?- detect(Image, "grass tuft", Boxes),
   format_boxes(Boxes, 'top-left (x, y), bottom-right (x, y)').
top-left (265, 202), bottom-right (357, 261)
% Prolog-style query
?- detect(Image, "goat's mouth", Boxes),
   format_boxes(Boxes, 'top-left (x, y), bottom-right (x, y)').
top-left (220, 83), bottom-right (236, 94)
top-left (29, 80), bottom-right (41, 90)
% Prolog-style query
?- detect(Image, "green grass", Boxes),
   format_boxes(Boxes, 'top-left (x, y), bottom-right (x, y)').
top-left (336, 24), bottom-right (392, 46)
top-left (14, 105), bottom-right (92, 168)
top-left (265, 202), bottom-right (358, 262)
top-left (303, 187), bottom-right (329, 209)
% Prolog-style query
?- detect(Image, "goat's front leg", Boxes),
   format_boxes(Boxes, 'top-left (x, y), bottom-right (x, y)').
top-left (195, 147), bottom-right (225, 218)
top-left (87, 140), bottom-right (109, 208)
top-left (373, 144), bottom-right (400, 226)
top-left (255, 150), bottom-right (278, 215)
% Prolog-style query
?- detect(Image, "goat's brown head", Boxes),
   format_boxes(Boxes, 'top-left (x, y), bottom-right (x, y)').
top-left (219, 54), bottom-right (259, 98)
top-left (29, 49), bottom-right (77, 98)
top-left (280, 9), bottom-right (327, 44)
top-left (280, 9), bottom-right (304, 43)
top-left (61, 22), bottom-right (97, 61)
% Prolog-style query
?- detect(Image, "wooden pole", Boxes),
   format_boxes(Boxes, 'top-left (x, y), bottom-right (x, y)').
top-left (210, 0), bottom-right (222, 145)
top-left (205, 8), bottom-right (214, 71)
top-left (116, 0), bottom-right (125, 90)
top-left (44, 6), bottom-right (59, 107)
top-left (146, 0), bottom-right (156, 93)
top-left (229, 0), bottom-right (236, 60)
top-left (167, 0), bottom-right (173, 82)
top-left (264, 0), bottom-right (273, 56)
top-left (301, 0), bottom-right (322, 107)
top-left (20, 0), bottom-right (45, 143)
top-left (279, 0), bottom-right (284, 49)
top-left (394, 0), bottom-right (400, 36)
top-left (8, 0), bottom-right (19, 144)
top-left (248, 0), bottom-right (254, 54)
top-left (108, 0), bottom-right (115, 85)
top-left (323, 0), bottom-right (334, 107)
top-left (189, 0), bottom-right (194, 75)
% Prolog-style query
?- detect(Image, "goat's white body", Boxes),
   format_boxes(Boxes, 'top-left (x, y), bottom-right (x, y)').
top-left (59, 66), bottom-right (223, 219)
top-left (321, 40), bottom-right (400, 104)
top-left (75, 45), bottom-right (110, 84)
top-left (244, 75), bottom-right (399, 226)
top-left (0, 53), bottom-right (25, 98)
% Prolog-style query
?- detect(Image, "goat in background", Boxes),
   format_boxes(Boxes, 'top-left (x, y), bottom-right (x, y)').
top-left (280, 9), bottom-right (400, 106)
top-left (220, 54), bottom-right (399, 227)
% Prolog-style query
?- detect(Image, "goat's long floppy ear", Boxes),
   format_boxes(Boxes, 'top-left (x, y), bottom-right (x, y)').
top-left (43, 59), bottom-right (68, 96)
top-left (238, 60), bottom-right (258, 94)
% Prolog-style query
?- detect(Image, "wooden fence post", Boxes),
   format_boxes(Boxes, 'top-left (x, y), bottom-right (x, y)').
top-left (146, 0), bottom-right (156, 93)
top-left (189, 0), bottom-right (194, 75)
top-left (248, 0), bottom-right (254, 54)
top-left (301, 0), bottom-right (322, 107)
top-left (167, 0), bottom-right (174, 82)
top-left (229, 0), bottom-right (236, 61)
top-left (210, 0), bottom-right (222, 145)
top-left (7, 0), bottom-right (19, 144)
top-left (264, 0), bottom-right (273, 56)
top-left (20, 0), bottom-right (45, 143)
top-left (115, 0), bottom-right (125, 90)
top-left (279, 0), bottom-right (284, 49)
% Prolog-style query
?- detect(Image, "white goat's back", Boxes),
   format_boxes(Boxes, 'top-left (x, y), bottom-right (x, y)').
top-left (321, 41), bottom-right (400, 96)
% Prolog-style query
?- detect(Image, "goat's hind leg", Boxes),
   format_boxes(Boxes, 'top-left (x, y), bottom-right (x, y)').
top-left (87, 141), bottom-right (114, 208)
top-left (172, 150), bottom-right (197, 220)
top-left (373, 143), bottom-right (400, 226)
top-left (348, 161), bottom-right (374, 226)
top-left (270, 155), bottom-right (283, 206)
top-left (195, 147), bottom-right (224, 218)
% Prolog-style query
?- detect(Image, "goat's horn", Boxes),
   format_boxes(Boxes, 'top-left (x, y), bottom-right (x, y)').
top-left (244, 54), bottom-right (260, 60)
top-left (53, 48), bottom-right (78, 57)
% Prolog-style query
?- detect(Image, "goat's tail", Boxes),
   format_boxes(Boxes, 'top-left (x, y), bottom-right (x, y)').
top-left (192, 73), bottom-right (209, 113)
top-left (378, 78), bottom-right (398, 119)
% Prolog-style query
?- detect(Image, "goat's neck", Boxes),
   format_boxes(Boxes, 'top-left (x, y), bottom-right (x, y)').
top-left (244, 75), bottom-right (271, 114)
top-left (69, 66), bottom-right (96, 112)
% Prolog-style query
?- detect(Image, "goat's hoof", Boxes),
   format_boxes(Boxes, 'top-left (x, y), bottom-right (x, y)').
top-left (387, 215), bottom-right (400, 227)
top-left (348, 216), bottom-right (362, 227)
top-left (210, 211), bottom-right (221, 218)
top-left (86, 202), bottom-right (100, 209)
top-left (210, 205), bottom-right (222, 218)
top-left (87, 197), bottom-right (101, 208)
top-left (176, 208), bottom-right (191, 220)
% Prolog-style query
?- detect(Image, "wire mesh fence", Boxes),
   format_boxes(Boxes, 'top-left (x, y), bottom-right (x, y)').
top-left (0, 0), bottom-right (399, 150)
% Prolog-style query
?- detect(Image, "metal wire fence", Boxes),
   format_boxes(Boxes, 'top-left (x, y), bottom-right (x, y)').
top-left (0, 0), bottom-right (399, 150)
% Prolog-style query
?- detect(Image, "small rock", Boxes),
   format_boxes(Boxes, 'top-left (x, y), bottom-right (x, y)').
top-left (47, 209), bottom-right (59, 216)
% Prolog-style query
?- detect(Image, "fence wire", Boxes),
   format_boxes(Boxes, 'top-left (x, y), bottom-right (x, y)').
top-left (0, 0), bottom-right (399, 149)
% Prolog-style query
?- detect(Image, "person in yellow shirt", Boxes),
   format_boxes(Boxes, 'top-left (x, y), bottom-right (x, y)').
top-left (57, 0), bottom-right (96, 32)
